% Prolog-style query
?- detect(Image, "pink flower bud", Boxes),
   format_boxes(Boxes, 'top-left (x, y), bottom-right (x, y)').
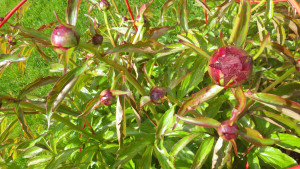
top-left (217, 120), bottom-right (239, 141)
top-left (99, 0), bottom-right (110, 11)
top-left (150, 87), bottom-right (166, 105)
top-left (51, 25), bottom-right (80, 53)
top-left (100, 89), bottom-right (114, 106)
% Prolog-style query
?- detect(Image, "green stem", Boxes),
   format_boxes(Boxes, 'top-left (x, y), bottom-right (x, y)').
top-left (237, 67), bottom-right (296, 120)
top-left (111, 0), bottom-right (120, 14)
top-left (133, 24), bottom-right (144, 44)
top-left (108, 10), bottom-right (118, 27)
top-left (103, 11), bottom-right (116, 47)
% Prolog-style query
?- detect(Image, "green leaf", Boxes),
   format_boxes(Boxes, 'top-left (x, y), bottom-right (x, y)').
top-left (245, 92), bottom-right (300, 121)
top-left (253, 111), bottom-right (300, 136)
top-left (116, 95), bottom-right (126, 148)
top-left (66, 0), bottom-right (82, 26)
top-left (272, 18), bottom-right (285, 45)
top-left (0, 54), bottom-right (28, 63)
top-left (46, 148), bottom-right (77, 169)
top-left (156, 105), bottom-right (175, 140)
top-left (211, 137), bottom-right (232, 169)
top-left (17, 134), bottom-right (45, 150)
top-left (258, 146), bottom-right (297, 169)
top-left (105, 39), bottom-right (164, 55)
top-left (270, 133), bottom-right (300, 153)
top-left (247, 148), bottom-right (261, 169)
top-left (253, 33), bottom-right (270, 60)
top-left (15, 105), bottom-right (34, 139)
top-left (175, 115), bottom-right (220, 128)
top-left (18, 76), bottom-right (59, 98)
top-left (15, 25), bottom-right (51, 42)
top-left (23, 147), bottom-right (44, 158)
top-left (178, 40), bottom-right (210, 60)
top-left (174, 84), bottom-right (224, 129)
top-left (159, 0), bottom-right (176, 24)
top-left (149, 26), bottom-right (174, 40)
top-left (154, 143), bottom-right (176, 169)
top-left (27, 155), bottom-right (53, 167)
top-left (273, 13), bottom-right (300, 37)
top-left (266, 42), bottom-right (295, 64)
top-left (75, 145), bottom-right (97, 164)
top-left (170, 133), bottom-right (199, 162)
top-left (46, 63), bottom-right (87, 128)
top-left (195, 0), bottom-right (212, 16)
top-left (207, 0), bottom-right (234, 29)
top-left (239, 127), bottom-right (277, 146)
top-left (139, 146), bottom-right (154, 169)
top-left (265, 0), bottom-right (273, 20)
top-left (78, 96), bottom-right (101, 117)
top-left (228, 0), bottom-right (251, 47)
top-left (114, 137), bottom-right (153, 168)
top-left (177, 0), bottom-right (189, 33)
top-left (191, 137), bottom-right (215, 169)
top-left (140, 96), bottom-right (151, 108)
top-left (0, 118), bottom-right (17, 143)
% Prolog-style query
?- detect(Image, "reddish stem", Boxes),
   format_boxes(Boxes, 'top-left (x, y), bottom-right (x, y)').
top-left (0, 0), bottom-right (28, 28)
top-left (204, 0), bottom-right (208, 24)
top-left (82, 117), bottom-right (95, 135)
top-left (235, 0), bottom-right (287, 3)
top-left (79, 123), bottom-right (86, 152)
top-left (125, 0), bottom-right (138, 31)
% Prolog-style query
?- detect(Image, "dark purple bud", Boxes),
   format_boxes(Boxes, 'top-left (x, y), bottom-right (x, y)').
top-left (51, 25), bottom-right (80, 53)
top-left (208, 46), bottom-right (253, 88)
top-left (122, 16), bottom-right (128, 21)
top-left (92, 34), bottom-right (103, 45)
top-left (217, 120), bottom-right (239, 141)
top-left (150, 87), bottom-right (166, 105)
top-left (119, 41), bottom-right (127, 45)
top-left (100, 89), bottom-right (114, 106)
top-left (0, 17), bottom-right (4, 22)
top-left (99, 0), bottom-right (110, 11)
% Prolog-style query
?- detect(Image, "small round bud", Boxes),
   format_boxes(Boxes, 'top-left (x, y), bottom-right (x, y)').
top-left (208, 46), bottom-right (252, 88)
top-left (119, 41), bottom-right (127, 45)
top-left (217, 120), bottom-right (239, 141)
top-left (51, 25), bottom-right (80, 53)
top-left (122, 16), bottom-right (128, 22)
top-left (150, 87), bottom-right (166, 105)
top-left (0, 17), bottom-right (4, 22)
top-left (100, 89), bottom-right (114, 106)
top-left (99, 0), bottom-right (110, 11)
top-left (92, 34), bottom-right (103, 45)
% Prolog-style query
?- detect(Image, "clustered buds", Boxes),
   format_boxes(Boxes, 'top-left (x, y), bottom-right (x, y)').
top-left (150, 87), bottom-right (166, 105)
top-left (217, 120), bottom-right (239, 141)
top-left (51, 24), bottom-right (80, 53)
top-left (208, 46), bottom-right (253, 88)
top-left (99, 89), bottom-right (114, 106)
top-left (92, 34), bottom-right (103, 45)
top-left (99, 0), bottom-right (110, 11)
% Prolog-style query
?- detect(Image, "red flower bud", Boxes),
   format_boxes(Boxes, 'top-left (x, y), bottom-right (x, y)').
top-left (208, 46), bottom-right (252, 88)
top-left (217, 120), bottom-right (239, 141)
top-left (92, 34), bottom-right (103, 45)
top-left (150, 87), bottom-right (166, 105)
top-left (51, 25), bottom-right (80, 53)
top-left (99, 0), bottom-right (110, 11)
top-left (100, 89), bottom-right (114, 106)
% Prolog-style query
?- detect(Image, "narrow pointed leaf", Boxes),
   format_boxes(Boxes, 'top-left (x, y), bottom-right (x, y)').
top-left (212, 137), bottom-right (232, 169)
top-left (140, 96), bottom-right (151, 108)
top-left (266, 42), bottom-right (296, 64)
top-left (253, 33), bottom-right (270, 60)
top-left (15, 105), bottom-right (34, 139)
top-left (191, 137), bottom-right (215, 169)
top-left (239, 127), bottom-right (277, 146)
top-left (78, 96), bottom-right (101, 117)
top-left (174, 84), bottom-right (224, 129)
top-left (228, 0), bottom-right (251, 47)
top-left (274, 13), bottom-right (300, 37)
top-left (258, 146), bottom-right (297, 169)
top-left (247, 148), bottom-right (261, 169)
top-left (156, 105), bottom-right (175, 140)
top-left (195, 0), bottom-right (212, 15)
top-left (159, 0), bottom-right (176, 24)
top-left (45, 148), bottom-right (77, 169)
top-left (154, 143), bottom-right (175, 169)
top-left (149, 26), bottom-right (174, 40)
top-left (253, 111), bottom-right (300, 136)
top-left (46, 63), bottom-right (87, 128)
top-left (116, 95), bottom-right (126, 148)
top-left (178, 40), bottom-right (210, 59)
top-left (176, 115), bottom-right (220, 128)
top-left (177, 0), bottom-right (189, 33)
top-left (111, 90), bottom-right (131, 96)
top-left (28, 155), bottom-right (53, 166)
top-left (114, 137), bottom-right (153, 168)
top-left (245, 92), bottom-right (300, 121)
top-left (23, 147), bottom-right (44, 158)
top-left (19, 76), bottom-right (59, 98)
top-left (139, 146), bottom-right (154, 169)
top-left (0, 54), bottom-right (28, 63)
top-left (170, 133), bottom-right (199, 162)
top-left (0, 118), bottom-right (17, 143)
top-left (32, 41), bottom-right (53, 62)
top-left (105, 39), bottom-right (164, 55)
top-left (137, 0), bottom-right (154, 17)
top-left (17, 134), bottom-right (45, 150)
top-left (270, 134), bottom-right (300, 153)
top-left (66, 0), bottom-right (82, 26)
top-left (15, 25), bottom-right (51, 42)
